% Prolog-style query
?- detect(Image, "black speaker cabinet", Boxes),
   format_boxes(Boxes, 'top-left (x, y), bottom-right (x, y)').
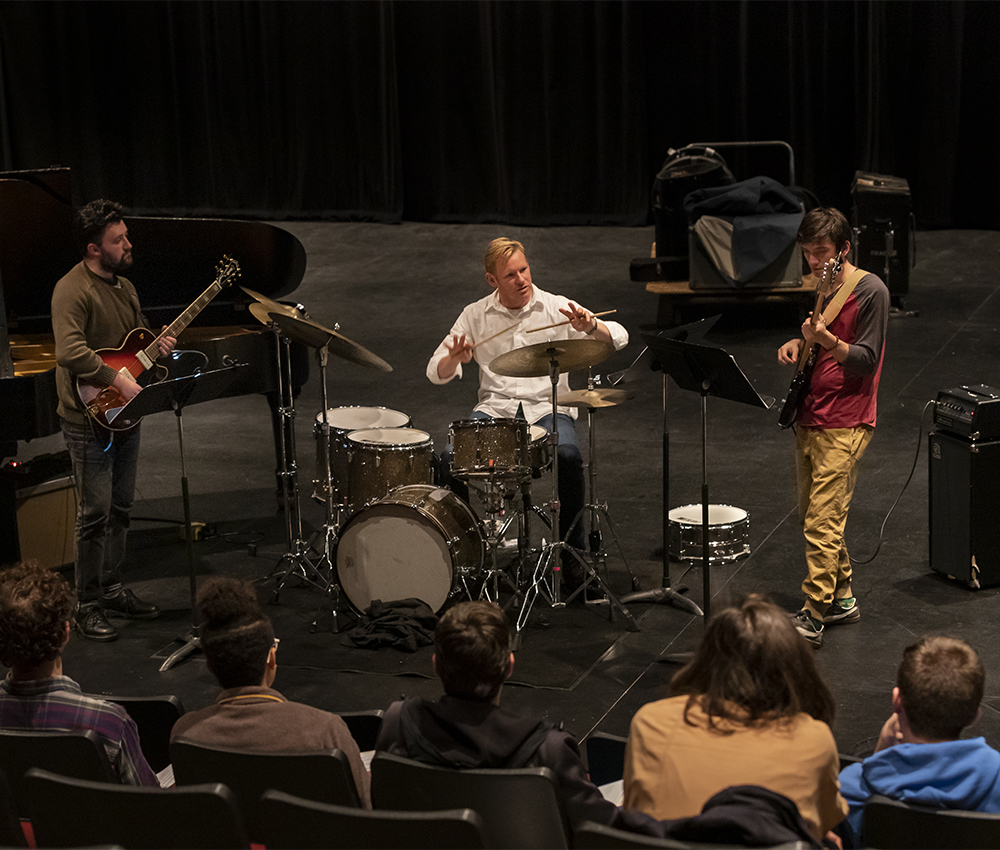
top-left (928, 431), bottom-right (1000, 588)
top-left (851, 171), bottom-right (913, 301)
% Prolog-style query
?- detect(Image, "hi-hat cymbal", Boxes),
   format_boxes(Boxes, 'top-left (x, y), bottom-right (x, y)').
top-left (271, 313), bottom-right (392, 372)
top-left (489, 338), bottom-right (613, 378)
top-left (242, 287), bottom-right (307, 322)
top-left (557, 388), bottom-right (632, 409)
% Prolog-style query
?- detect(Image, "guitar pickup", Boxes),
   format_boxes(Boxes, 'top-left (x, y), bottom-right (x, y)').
top-left (135, 351), bottom-right (154, 370)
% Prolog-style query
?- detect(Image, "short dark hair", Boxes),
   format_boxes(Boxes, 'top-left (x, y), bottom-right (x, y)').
top-left (898, 636), bottom-right (984, 740)
top-left (198, 576), bottom-right (274, 690)
top-left (434, 601), bottom-right (512, 702)
top-left (74, 199), bottom-right (124, 256)
top-left (670, 594), bottom-right (836, 730)
top-left (0, 561), bottom-right (75, 669)
top-left (797, 207), bottom-right (851, 253)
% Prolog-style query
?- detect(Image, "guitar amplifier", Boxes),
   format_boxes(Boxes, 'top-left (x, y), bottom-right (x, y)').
top-left (933, 385), bottom-right (1000, 441)
top-left (851, 171), bottom-right (914, 300)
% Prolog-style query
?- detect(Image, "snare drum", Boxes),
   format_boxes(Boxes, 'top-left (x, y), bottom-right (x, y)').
top-left (668, 504), bottom-right (750, 564)
top-left (346, 428), bottom-right (433, 511)
top-left (450, 418), bottom-right (530, 479)
top-left (337, 484), bottom-right (484, 613)
top-left (313, 406), bottom-right (410, 504)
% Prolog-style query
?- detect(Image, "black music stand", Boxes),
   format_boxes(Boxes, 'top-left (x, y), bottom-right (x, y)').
top-left (115, 364), bottom-right (244, 672)
top-left (641, 334), bottom-right (773, 623)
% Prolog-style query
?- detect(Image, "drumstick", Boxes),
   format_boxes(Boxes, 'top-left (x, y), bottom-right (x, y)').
top-left (526, 309), bottom-right (617, 334)
top-left (470, 317), bottom-right (526, 350)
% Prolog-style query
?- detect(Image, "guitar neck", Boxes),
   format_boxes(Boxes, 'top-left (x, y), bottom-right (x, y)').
top-left (141, 278), bottom-right (225, 362)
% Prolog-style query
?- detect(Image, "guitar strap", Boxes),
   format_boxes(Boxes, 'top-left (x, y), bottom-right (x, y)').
top-left (820, 268), bottom-right (866, 327)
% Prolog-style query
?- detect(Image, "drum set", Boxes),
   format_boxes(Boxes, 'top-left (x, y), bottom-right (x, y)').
top-left (243, 288), bottom-right (643, 633)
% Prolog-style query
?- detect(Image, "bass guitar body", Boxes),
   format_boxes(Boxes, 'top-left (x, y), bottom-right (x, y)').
top-left (76, 327), bottom-right (169, 431)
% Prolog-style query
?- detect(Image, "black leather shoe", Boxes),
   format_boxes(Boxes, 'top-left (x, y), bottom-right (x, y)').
top-left (75, 606), bottom-right (119, 642)
top-left (102, 589), bottom-right (160, 620)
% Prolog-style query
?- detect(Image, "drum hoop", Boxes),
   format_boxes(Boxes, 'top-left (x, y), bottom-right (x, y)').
top-left (315, 405), bottom-right (410, 428)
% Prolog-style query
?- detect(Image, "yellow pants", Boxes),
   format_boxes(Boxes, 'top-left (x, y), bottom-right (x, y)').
top-left (795, 425), bottom-right (874, 621)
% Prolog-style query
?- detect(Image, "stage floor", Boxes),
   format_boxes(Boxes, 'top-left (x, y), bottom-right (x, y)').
top-left (13, 222), bottom-right (1000, 763)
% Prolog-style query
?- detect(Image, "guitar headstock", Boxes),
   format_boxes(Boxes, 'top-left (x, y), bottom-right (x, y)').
top-left (819, 253), bottom-right (844, 294)
top-left (215, 255), bottom-right (241, 288)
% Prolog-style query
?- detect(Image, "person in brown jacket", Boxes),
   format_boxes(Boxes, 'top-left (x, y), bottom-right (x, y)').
top-left (170, 576), bottom-right (371, 807)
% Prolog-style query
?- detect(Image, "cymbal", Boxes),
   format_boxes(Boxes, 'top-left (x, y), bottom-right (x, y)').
top-left (489, 339), bottom-right (613, 378)
top-left (557, 387), bottom-right (631, 409)
top-left (242, 287), bottom-right (307, 322)
top-left (271, 313), bottom-right (392, 372)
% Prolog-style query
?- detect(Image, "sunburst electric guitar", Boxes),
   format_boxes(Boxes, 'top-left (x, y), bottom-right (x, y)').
top-left (76, 256), bottom-right (241, 430)
top-left (776, 255), bottom-right (842, 429)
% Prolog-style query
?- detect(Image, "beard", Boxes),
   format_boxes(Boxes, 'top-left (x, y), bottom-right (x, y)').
top-left (101, 248), bottom-right (133, 274)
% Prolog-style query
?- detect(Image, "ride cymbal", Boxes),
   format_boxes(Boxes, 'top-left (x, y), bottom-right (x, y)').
top-left (489, 338), bottom-right (613, 378)
top-left (271, 313), bottom-right (392, 372)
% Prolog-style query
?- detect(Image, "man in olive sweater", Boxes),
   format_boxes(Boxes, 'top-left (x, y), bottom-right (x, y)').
top-left (52, 200), bottom-right (174, 641)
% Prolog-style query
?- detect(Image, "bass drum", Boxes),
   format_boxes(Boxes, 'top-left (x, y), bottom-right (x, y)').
top-left (336, 484), bottom-right (484, 614)
top-left (668, 504), bottom-right (750, 564)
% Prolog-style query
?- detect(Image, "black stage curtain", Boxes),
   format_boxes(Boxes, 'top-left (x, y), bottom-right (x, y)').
top-left (0, 0), bottom-right (997, 228)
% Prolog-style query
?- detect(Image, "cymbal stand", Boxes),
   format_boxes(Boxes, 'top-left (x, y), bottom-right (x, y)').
top-left (516, 347), bottom-right (638, 637)
top-left (265, 324), bottom-right (330, 602)
top-left (563, 376), bottom-right (638, 593)
top-left (308, 343), bottom-right (349, 632)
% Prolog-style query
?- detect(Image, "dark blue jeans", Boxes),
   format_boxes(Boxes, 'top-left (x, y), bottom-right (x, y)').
top-left (442, 410), bottom-right (585, 550)
top-left (61, 419), bottom-right (141, 604)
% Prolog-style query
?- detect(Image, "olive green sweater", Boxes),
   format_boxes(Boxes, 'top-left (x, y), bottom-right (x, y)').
top-left (51, 261), bottom-right (147, 425)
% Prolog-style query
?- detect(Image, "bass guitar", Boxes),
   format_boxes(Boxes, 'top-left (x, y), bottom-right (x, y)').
top-left (777, 255), bottom-right (841, 429)
top-left (76, 256), bottom-right (241, 430)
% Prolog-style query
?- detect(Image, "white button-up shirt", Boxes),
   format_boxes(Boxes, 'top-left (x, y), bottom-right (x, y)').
top-left (426, 287), bottom-right (629, 423)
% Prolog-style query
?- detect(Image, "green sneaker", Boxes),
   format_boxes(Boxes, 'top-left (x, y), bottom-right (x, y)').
top-left (822, 597), bottom-right (860, 625)
top-left (790, 609), bottom-right (823, 647)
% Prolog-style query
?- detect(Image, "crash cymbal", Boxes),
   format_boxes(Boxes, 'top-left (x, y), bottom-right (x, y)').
top-left (489, 338), bottom-right (613, 378)
top-left (271, 313), bottom-right (392, 372)
top-left (557, 387), bottom-right (631, 409)
top-left (242, 287), bottom-right (307, 323)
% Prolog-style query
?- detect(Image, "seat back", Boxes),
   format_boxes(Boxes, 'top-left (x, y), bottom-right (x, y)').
top-left (339, 709), bottom-right (384, 752)
top-left (371, 751), bottom-right (568, 849)
top-left (0, 729), bottom-right (115, 815)
top-left (862, 794), bottom-right (1000, 849)
top-left (169, 737), bottom-right (361, 838)
top-left (24, 766), bottom-right (249, 849)
top-left (584, 732), bottom-right (627, 787)
top-left (259, 788), bottom-right (485, 849)
top-left (86, 693), bottom-right (184, 773)
top-left (573, 820), bottom-right (691, 849)
top-left (0, 768), bottom-right (26, 847)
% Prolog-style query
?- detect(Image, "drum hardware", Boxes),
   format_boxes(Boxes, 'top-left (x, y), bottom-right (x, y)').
top-left (243, 288), bottom-right (394, 632)
top-left (560, 374), bottom-right (640, 597)
top-left (489, 338), bottom-right (639, 637)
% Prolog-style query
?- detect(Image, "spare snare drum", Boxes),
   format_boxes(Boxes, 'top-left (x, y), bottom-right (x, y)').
top-left (668, 504), bottom-right (750, 564)
top-left (337, 484), bottom-right (484, 613)
top-left (346, 427), bottom-right (433, 512)
top-left (313, 406), bottom-right (410, 504)
top-left (450, 417), bottom-right (530, 479)
top-left (527, 423), bottom-right (550, 474)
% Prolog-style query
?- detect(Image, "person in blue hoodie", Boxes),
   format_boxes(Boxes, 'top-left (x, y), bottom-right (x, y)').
top-left (839, 635), bottom-right (1000, 837)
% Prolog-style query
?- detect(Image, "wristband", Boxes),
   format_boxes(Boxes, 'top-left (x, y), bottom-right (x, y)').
top-left (585, 319), bottom-right (598, 335)
top-left (824, 335), bottom-right (840, 352)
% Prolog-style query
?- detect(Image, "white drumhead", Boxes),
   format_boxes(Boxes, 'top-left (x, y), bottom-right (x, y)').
top-left (348, 427), bottom-right (431, 447)
top-left (668, 504), bottom-right (748, 526)
top-left (528, 424), bottom-right (547, 442)
top-left (316, 406), bottom-right (409, 430)
top-left (337, 506), bottom-right (454, 612)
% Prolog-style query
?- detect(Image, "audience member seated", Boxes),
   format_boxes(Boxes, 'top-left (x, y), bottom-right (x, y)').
top-left (0, 561), bottom-right (157, 785)
top-left (839, 635), bottom-right (1000, 835)
top-left (622, 594), bottom-right (847, 843)
top-left (169, 575), bottom-right (371, 807)
top-left (376, 600), bottom-right (660, 835)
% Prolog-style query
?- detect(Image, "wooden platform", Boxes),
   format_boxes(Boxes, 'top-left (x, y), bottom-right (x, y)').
top-left (645, 276), bottom-right (817, 326)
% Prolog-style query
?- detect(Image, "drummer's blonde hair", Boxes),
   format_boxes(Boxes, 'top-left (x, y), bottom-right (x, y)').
top-left (484, 237), bottom-right (526, 277)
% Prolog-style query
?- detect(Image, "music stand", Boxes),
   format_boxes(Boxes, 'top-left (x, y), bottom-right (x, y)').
top-left (641, 334), bottom-right (773, 622)
top-left (117, 364), bottom-right (244, 672)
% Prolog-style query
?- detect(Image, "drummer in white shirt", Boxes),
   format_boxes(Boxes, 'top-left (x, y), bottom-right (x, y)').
top-left (426, 237), bottom-right (628, 589)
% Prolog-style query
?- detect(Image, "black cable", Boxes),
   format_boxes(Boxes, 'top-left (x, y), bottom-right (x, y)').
top-left (849, 399), bottom-right (935, 566)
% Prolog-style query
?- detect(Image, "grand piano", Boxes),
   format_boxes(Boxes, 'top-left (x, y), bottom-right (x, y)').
top-left (0, 167), bottom-right (309, 563)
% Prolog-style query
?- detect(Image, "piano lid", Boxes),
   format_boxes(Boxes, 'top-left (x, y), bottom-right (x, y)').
top-left (0, 167), bottom-right (307, 334)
